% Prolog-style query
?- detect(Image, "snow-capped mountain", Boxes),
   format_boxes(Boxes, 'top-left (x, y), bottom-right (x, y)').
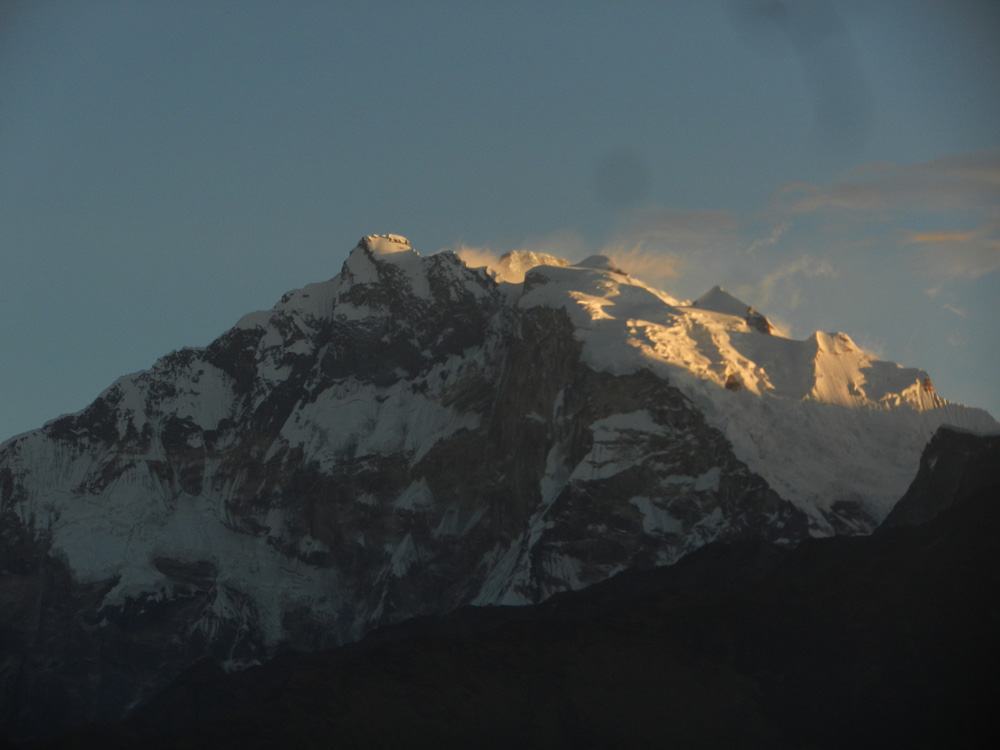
top-left (1, 234), bottom-right (995, 738)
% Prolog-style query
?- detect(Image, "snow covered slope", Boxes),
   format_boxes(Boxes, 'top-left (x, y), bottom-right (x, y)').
top-left (508, 260), bottom-right (996, 531)
top-left (1, 235), bottom-right (995, 738)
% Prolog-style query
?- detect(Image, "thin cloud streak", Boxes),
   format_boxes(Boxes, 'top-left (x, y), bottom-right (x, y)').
top-left (754, 255), bottom-right (837, 309)
top-left (776, 150), bottom-right (1000, 216)
top-left (454, 246), bottom-right (502, 274)
top-left (598, 208), bottom-right (746, 292)
top-left (903, 211), bottom-right (1000, 280)
top-left (747, 221), bottom-right (789, 253)
top-left (603, 244), bottom-right (682, 286)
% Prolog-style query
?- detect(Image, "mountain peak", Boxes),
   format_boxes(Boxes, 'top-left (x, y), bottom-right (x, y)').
top-left (690, 285), bottom-right (775, 335)
top-left (490, 250), bottom-right (569, 283)
top-left (360, 233), bottom-right (412, 255)
top-left (573, 255), bottom-right (627, 274)
top-left (692, 285), bottom-right (752, 317)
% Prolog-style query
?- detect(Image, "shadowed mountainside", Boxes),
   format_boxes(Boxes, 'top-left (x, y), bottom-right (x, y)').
top-left (30, 426), bottom-right (999, 749)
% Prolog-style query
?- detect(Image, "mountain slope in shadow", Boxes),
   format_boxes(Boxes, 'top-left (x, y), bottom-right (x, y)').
top-left (29, 427), bottom-right (1000, 749)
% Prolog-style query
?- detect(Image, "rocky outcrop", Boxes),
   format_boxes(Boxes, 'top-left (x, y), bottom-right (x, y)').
top-left (879, 425), bottom-right (1000, 530)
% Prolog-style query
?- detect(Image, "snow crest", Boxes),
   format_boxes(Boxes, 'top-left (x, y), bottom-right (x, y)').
top-left (516, 261), bottom-right (998, 527)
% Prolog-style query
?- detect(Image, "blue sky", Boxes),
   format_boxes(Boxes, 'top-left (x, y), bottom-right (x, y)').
top-left (2, 0), bottom-right (998, 440)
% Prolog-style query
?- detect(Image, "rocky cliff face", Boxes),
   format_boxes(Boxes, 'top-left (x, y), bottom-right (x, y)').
top-left (0, 235), bottom-right (995, 740)
top-left (879, 425), bottom-right (1000, 530)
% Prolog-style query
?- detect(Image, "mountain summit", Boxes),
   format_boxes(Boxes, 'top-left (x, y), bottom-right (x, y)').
top-left (1, 235), bottom-right (996, 738)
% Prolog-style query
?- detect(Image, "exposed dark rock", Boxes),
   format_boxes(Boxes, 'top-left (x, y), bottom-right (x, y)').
top-left (745, 307), bottom-right (775, 335)
top-left (879, 425), bottom-right (1000, 530)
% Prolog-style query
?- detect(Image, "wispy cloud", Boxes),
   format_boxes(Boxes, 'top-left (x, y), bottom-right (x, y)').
top-left (903, 212), bottom-right (1000, 279)
top-left (591, 152), bottom-right (1000, 312)
top-left (776, 150), bottom-right (1000, 216)
top-left (603, 243), bottom-right (681, 285)
top-left (513, 230), bottom-right (590, 262)
top-left (908, 230), bottom-right (980, 244)
top-left (746, 221), bottom-right (789, 253)
top-left (854, 333), bottom-right (886, 359)
top-left (454, 232), bottom-right (588, 283)
top-left (452, 151), bottom-right (997, 335)
top-left (946, 334), bottom-right (968, 348)
top-left (454, 245), bottom-right (502, 273)
top-left (747, 255), bottom-right (837, 309)
top-left (596, 208), bottom-right (747, 294)
top-left (771, 150), bottom-right (1000, 281)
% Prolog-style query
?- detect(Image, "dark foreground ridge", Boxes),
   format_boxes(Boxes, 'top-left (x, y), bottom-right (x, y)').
top-left (26, 427), bottom-right (1000, 749)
